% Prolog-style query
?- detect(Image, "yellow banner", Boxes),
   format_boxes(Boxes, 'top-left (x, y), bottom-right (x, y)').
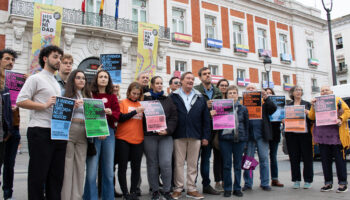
top-left (30, 3), bottom-right (63, 74)
top-left (135, 22), bottom-right (159, 81)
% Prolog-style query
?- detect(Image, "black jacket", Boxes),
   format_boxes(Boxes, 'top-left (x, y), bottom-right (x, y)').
top-left (259, 96), bottom-right (277, 141)
top-left (1, 87), bottom-right (13, 138)
top-left (143, 92), bottom-right (178, 136)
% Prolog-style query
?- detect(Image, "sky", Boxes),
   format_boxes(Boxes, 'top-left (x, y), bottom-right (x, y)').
top-left (295, 0), bottom-right (350, 19)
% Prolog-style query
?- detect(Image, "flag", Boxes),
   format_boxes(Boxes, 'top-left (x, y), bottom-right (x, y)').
top-left (99, 0), bottom-right (104, 15)
top-left (211, 75), bottom-right (224, 84)
top-left (115, 0), bottom-right (119, 19)
top-left (237, 78), bottom-right (250, 86)
top-left (81, 0), bottom-right (85, 13)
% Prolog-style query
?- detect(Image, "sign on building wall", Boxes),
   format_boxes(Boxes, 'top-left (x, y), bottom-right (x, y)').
top-left (30, 3), bottom-right (63, 74)
top-left (135, 22), bottom-right (159, 81)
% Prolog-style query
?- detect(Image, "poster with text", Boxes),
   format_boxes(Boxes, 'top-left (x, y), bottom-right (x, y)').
top-left (84, 99), bottom-right (109, 137)
top-left (285, 105), bottom-right (306, 133)
top-left (212, 99), bottom-right (235, 130)
top-left (243, 91), bottom-right (262, 120)
top-left (100, 54), bottom-right (122, 84)
top-left (269, 96), bottom-right (286, 122)
top-left (51, 97), bottom-right (75, 140)
top-left (5, 70), bottom-right (25, 106)
top-left (140, 100), bottom-right (167, 132)
top-left (315, 95), bottom-right (337, 126)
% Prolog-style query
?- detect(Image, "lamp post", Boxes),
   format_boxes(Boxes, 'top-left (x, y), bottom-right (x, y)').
top-left (322, 0), bottom-right (337, 86)
top-left (263, 57), bottom-right (272, 88)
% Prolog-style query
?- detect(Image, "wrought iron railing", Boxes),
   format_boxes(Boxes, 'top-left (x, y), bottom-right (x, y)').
top-left (10, 0), bottom-right (170, 39)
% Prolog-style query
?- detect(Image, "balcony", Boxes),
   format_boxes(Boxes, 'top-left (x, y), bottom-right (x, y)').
top-left (308, 58), bottom-right (319, 68)
top-left (172, 32), bottom-right (192, 46)
top-left (10, 0), bottom-right (170, 40)
top-left (233, 44), bottom-right (249, 56)
top-left (280, 53), bottom-right (292, 64)
top-left (258, 49), bottom-right (272, 59)
top-left (205, 38), bottom-right (223, 51)
top-left (336, 64), bottom-right (348, 75)
top-left (312, 86), bottom-right (320, 93)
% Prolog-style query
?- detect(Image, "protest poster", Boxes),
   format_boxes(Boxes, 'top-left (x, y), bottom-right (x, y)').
top-left (140, 100), bottom-right (167, 132)
top-left (284, 105), bottom-right (306, 133)
top-left (100, 54), bottom-right (122, 84)
top-left (51, 97), bottom-right (75, 140)
top-left (269, 96), bottom-right (286, 122)
top-left (83, 99), bottom-right (109, 137)
top-left (5, 70), bottom-right (25, 106)
top-left (243, 91), bottom-right (262, 120)
top-left (314, 95), bottom-right (337, 126)
top-left (212, 99), bottom-right (235, 130)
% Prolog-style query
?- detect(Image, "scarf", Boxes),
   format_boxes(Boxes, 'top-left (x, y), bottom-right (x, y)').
top-left (149, 89), bottom-right (164, 100)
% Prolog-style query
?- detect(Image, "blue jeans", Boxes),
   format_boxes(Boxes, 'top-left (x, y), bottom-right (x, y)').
top-left (200, 144), bottom-right (212, 187)
top-left (269, 141), bottom-right (279, 180)
top-left (243, 139), bottom-right (270, 187)
top-left (220, 140), bottom-right (246, 191)
top-left (83, 127), bottom-right (115, 200)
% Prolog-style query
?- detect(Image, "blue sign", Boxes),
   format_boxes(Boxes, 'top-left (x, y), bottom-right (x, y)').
top-left (207, 38), bottom-right (223, 49)
top-left (51, 97), bottom-right (75, 140)
top-left (269, 96), bottom-right (285, 122)
top-left (100, 54), bottom-right (122, 84)
top-left (262, 81), bottom-right (274, 89)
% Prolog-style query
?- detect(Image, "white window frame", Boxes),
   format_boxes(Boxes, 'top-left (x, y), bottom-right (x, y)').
top-left (257, 28), bottom-right (268, 50)
top-left (311, 78), bottom-right (317, 87)
top-left (86, 0), bottom-right (102, 13)
top-left (35, 0), bottom-right (55, 5)
top-left (174, 60), bottom-right (187, 72)
top-left (172, 7), bottom-right (185, 33)
top-left (132, 0), bottom-right (148, 22)
top-left (237, 69), bottom-right (246, 79)
top-left (205, 15), bottom-right (217, 39)
top-left (283, 75), bottom-right (290, 84)
top-left (232, 22), bottom-right (244, 45)
top-left (208, 64), bottom-right (219, 76)
top-left (307, 40), bottom-right (314, 59)
top-left (279, 34), bottom-right (288, 54)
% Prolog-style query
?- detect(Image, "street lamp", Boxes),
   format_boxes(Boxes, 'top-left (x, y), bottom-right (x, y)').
top-left (263, 57), bottom-right (272, 88)
top-left (322, 0), bottom-right (337, 86)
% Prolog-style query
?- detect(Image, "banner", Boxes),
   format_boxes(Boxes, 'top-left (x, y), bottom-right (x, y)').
top-left (84, 99), bottom-right (109, 137)
top-left (51, 97), bottom-right (75, 140)
top-left (212, 99), bottom-right (235, 130)
top-left (269, 96), bottom-right (286, 122)
top-left (5, 70), bottom-right (25, 106)
top-left (100, 54), bottom-right (122, 84)
top-left (315, 95), bottom-right (337, 126)
top-left (135, 22), bottom-right (159, 81)
top-left (140, 100), bottom-right (167, 132)
top-left (30, 3), bottom-right (63, 74)
top-left (285, 105), bottom-right (306, 133)
top-left (243, 91), bottom-right (262, 120)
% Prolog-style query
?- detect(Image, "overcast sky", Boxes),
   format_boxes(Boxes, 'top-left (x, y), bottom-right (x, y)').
top-left (295, 0), bottom-right (350, 19)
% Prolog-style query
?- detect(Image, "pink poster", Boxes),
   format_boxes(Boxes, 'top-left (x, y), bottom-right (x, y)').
top-left (212, 99), bottom-right (235, 130)
top-left (5, 70), bottom-right (25, 106)
top-left (315, 95), bottom-right (337, 126)
top-left (140, 100), bottom-right (167, 132)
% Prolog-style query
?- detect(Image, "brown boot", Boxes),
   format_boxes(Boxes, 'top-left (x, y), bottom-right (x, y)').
top-left (271, 180), bottom-right (284, 187)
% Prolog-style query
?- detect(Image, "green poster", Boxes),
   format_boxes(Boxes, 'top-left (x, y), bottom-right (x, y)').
top-left (83, 99), bottom-right (109, 137)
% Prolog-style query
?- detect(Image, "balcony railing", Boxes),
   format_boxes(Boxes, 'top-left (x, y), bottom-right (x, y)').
top-left (336, 64), bottom-right (348, 75)
top-left (10, 0), bottom-right (170, 40)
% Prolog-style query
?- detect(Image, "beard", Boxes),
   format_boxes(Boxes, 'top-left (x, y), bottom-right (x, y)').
top-left (47, 60), bottom-right (60, 71)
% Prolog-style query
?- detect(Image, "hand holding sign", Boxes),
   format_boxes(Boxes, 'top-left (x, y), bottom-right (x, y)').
top-left (105, 108), bottom-right (112, 115)
top-left (136, 106), bottom-right (145, 114)
top-left (45, 96), bottom-right (56, 109)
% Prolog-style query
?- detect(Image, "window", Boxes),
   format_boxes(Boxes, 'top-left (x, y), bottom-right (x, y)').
top-left (257, 28), bottom-right (267, 50)
top-left (307, 40), bottom-right (314, 59)
top-left (205, 15), bottom-right (216, 39)
top-left (132, 0), bottom-right (147, 22)
top-left (262, 72), bottom-right (268, 82)
top-left (233, 23), bottom-right (244, 45)
top-left (336, 37), bottom-right (343, 49)
top-left (237, 69), bottom-right (245, 79)
top-left (311, 78), bottom-right (317, 87)
top-left (86, 0), bottom-right (102, 13)
top-left (338, 59), bottom-right (346, 71)
top-left (279, 34), bottom-right (288, 54)
top-left (283, 75), bottom-right (290, 84)
top-left (340, 80), bottom-right (347, 85)
top-left (175, 61), bottom-right (187, 72)
top-left (172, 8), bottom-right (185, 33)
top-left (34, 0), bottom-right (54, 4)
top-left (208, 64), bottom-right (218, 75)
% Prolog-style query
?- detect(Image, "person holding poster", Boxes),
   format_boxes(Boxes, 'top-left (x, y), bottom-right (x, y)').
top-left (284, 86), bottom-right (314, 189)
top-left (217, 79), bottom-right (229, 99)
top-left (83, 70), bottom-right (120, 200)
top-left (143, 76), bottom-right (178, 200)
top-left (243, 84), bottom-right (276, 192)
top-left (265, 88), bottom-right (284, 187)
top-left (16, 45), bottom-right (65, 200)
top-left (60, 69), bottom-right (91, 200)
top-left (309, 85), bottom-right (350, 193)
top-left (214, 86), bottom-right (249, 197)
top-left (170, 72), bottom-right (210, 200)
top-left (0, 48), bottom-right (22, 200)
top-left (115, 82), bottom-right (145, 200)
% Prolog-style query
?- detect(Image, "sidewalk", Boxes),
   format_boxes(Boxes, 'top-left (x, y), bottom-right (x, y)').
top-left (4, 147), bottom-right (350, 200)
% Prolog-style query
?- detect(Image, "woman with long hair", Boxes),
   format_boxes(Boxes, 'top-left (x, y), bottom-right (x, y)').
top-left (217, 79), bottom-right (229, 99)
top-left (61, 69), bottom-right (91, 200)
top-left (284, 85), bottom-right (313, 189)
top-left (83, 70), bottom-right (120, 200)
top-left (115, 82), bottom-right (145, 200)
top-left (143, 76), bottom-right (178, 200)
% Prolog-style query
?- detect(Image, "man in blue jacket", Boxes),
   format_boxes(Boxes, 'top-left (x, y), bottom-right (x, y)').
top-left (170, 72), bottom-right (211, 200)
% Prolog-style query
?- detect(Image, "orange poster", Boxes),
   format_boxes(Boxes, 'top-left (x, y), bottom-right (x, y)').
top-left (243, 91), bottom-right (262, 120)
top-left (285, 105), bottom-right (306, 133)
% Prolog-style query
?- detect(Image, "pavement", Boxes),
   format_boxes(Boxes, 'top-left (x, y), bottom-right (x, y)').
top-left (1, 145), bottom-right (350, 200)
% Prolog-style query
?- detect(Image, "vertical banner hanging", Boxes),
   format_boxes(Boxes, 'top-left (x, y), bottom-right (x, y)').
top-left (30, 3), bottom-right (63, 74)
top-left (135, 22), bottom-right (159, 80)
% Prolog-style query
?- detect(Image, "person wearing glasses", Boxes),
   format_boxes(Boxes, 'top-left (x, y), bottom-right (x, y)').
top-left (169, 77), bottom-right (181, 94)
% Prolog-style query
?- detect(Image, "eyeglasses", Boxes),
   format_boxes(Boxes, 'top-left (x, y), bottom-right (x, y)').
top-left (75, 76), bottom-right (86, 80)
top-left (173, 81), bottom-right (180, 85)
top-left (219, 84), bottom-right (228, 88)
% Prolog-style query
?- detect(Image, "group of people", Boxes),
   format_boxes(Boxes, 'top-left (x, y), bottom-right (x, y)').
top-left (0, 45), bottom-right (348, 200)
